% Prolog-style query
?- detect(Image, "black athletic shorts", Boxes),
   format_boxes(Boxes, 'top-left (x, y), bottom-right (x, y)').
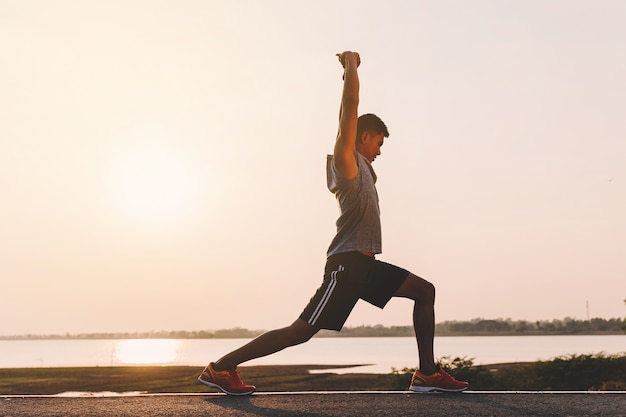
top-left (299, 251), bottom-right (410, 331)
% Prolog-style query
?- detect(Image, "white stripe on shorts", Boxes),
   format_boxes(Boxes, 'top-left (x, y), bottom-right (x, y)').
top-left (308, 265), bottom-right (344, 326)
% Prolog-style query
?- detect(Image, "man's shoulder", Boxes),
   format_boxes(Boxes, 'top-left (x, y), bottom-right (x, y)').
top-left (327, 154), bottom-right (359, 192)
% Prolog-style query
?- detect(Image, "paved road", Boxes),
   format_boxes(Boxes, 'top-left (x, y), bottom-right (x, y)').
top-left (2, 391), bottom-right (625, 416)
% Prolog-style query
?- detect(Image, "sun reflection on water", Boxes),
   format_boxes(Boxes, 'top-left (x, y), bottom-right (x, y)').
top-left (113, 339), bottom-right (180, 365)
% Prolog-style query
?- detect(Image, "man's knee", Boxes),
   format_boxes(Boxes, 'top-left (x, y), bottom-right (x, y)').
top-left (421, 280), bottom-right (436, 303)
top-left (395, 274), bottom-right (435, 302)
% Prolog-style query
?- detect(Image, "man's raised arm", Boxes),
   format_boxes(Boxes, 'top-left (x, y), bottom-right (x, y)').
top-left (333, 51), bottom-right (360, 180)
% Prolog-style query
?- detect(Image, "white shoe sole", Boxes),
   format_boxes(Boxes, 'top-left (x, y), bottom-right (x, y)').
top-left (411, 385), bottom-right (468, 393)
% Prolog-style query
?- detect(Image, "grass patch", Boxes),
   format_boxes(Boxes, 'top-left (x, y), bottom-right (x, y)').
top-left (1, 354), bottom-right (624, 395)
top-left (0, 365), bottom-right (394, 395)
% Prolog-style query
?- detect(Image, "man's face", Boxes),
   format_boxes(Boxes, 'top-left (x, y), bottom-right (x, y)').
top-left (358, 132), bottom-right (385, 163)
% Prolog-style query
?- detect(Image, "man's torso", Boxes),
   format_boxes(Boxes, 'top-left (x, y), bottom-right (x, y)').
top-left (326, 152), bottom-right (382, 257)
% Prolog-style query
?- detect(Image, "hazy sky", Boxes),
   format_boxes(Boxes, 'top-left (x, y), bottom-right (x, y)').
top-left (1, 0), bottom-right (625, 336)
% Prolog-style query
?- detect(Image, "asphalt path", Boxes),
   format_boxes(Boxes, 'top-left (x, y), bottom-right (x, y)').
top-left (2, 391), bottom-right (625, 417)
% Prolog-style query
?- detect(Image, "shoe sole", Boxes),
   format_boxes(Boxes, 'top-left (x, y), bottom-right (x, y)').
top-left (411, 386), bottom-right (468, 393)
top-left (198, 376), bottom-right (255, 396)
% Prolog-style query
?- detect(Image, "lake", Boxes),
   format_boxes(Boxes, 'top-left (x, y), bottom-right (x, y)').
top-left (0, 335), bottom-right (623, 373)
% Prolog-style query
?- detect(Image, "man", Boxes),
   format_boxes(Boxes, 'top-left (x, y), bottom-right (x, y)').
top-left (198, 51), bottom-right (469, 395)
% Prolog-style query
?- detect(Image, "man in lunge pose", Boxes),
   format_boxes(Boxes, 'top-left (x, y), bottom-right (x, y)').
top-left (198, 51), bottom-right (469, 395)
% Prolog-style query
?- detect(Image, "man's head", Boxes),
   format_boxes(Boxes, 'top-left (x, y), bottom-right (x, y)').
top-left (356, 113), bottom-right (389, 163)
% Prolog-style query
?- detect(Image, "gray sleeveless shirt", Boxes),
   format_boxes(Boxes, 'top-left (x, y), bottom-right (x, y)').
top-left (326, 153), bottom-right (382, 257)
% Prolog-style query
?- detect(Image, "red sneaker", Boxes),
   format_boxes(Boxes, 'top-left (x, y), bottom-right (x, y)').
top-left (410, 366), bottom-right (469, 393)
top-left (198, 363), bottom-right (256, 395)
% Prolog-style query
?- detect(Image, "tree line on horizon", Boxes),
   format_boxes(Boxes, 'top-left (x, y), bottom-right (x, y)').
top-left (2, 317), bottom-right (624, 340)
top-left (434, 317), bottom-right (625, 336)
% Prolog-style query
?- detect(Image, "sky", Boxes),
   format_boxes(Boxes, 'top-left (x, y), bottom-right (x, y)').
top-left (1, 0), bottom-right (625, 336)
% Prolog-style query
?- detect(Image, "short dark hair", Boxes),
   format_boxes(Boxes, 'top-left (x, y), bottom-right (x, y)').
top-left (357, 113), bottom-right (389, 139)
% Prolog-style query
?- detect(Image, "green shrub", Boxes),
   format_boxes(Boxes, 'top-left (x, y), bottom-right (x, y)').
top-left (532, 353), bottom-right (626, 390)
top-left (391, 353), bottom-right (626, 391)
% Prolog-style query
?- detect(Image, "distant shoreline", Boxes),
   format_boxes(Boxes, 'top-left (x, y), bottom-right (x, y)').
top-left (2, 318), bottom-right (623, 340)
top-left (0, 332), bottom-right (623, 340)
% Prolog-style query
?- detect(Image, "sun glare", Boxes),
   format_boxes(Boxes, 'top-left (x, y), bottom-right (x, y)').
top-left (102, 130), bottom-right (205, 226)
top-left (113, 339), bottom-right (180, 365)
